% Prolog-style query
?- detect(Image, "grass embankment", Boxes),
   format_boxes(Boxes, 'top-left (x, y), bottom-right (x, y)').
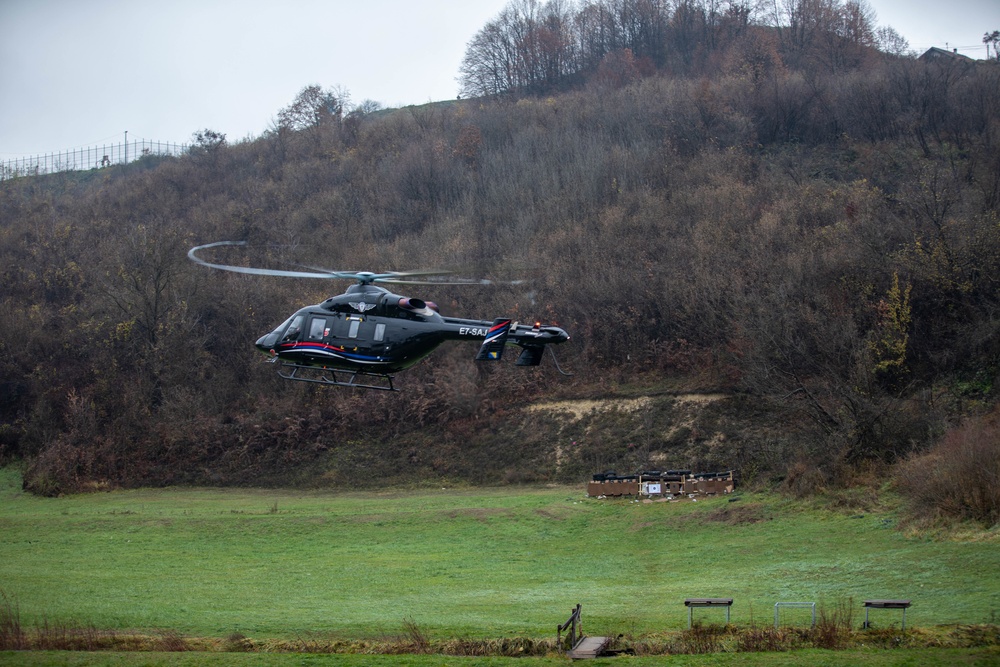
top-left (1, 465), bottom-right (998, 660)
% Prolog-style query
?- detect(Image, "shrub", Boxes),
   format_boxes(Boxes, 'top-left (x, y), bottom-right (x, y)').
top-left (809, 599), bottom-right (855, 650)
top-left (895, 409), bottom-right (1000, 527)
top-left (0, 590), bottom-right (26, 650)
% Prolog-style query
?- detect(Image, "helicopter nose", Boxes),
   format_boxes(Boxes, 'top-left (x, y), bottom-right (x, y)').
top-left (256, 333), bottom-right (277, 355)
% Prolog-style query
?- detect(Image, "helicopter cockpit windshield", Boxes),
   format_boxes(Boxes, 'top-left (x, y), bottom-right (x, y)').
top-left (256, 314), bottom-right (303, 350)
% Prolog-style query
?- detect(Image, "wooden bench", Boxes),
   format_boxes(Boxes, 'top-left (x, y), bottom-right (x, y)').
top-left (864, 599), bottom-right (911, 630)
top-left (684, 598), bottom-right (734, 627)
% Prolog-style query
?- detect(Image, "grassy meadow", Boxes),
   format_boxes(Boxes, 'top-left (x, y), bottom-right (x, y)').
top-left (1, 465), bottom-right (998, 654)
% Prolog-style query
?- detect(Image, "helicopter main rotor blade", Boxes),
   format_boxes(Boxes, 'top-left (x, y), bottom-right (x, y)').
top-left (292, 265), bottom-right (460, 284)
top-left (188, 241), bottom-right (343, 279)
top-left (364, 271), bottom-right (527, 286)
top-left (290, 264), bottom-right (519, 286)
top-left (375, 276), bottom-right (485, 286)
top-left (189, 241), bottom-right (528, 285)
top-left (377, 278), bottom-right (525, 286)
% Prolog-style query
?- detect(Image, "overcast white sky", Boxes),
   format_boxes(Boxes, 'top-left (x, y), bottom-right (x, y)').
top-left (1, 0), bottom-right (998, 158)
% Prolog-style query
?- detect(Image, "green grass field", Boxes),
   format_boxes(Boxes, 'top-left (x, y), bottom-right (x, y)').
top-left (1, 465), bottom-right (998, 658)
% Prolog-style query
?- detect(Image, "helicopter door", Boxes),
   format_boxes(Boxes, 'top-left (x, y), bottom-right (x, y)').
top-left (345, 315), bottom-right (384, 351)
top-left (307, 316), bottom-right (329, 341)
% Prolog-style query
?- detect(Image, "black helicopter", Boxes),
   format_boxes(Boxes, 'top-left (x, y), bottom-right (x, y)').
top-left (188, 241), bottom-right (571, 391)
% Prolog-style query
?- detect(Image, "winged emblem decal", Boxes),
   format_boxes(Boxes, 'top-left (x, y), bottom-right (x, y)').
top-left (350, 301), bottom-right (376, 313)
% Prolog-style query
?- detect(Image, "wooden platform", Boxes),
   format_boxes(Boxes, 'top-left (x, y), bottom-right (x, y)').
top-left (568, 635), bottom-right (610, 659)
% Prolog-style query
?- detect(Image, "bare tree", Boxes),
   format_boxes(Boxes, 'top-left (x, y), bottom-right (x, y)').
top-left (875, 25), bottom-right (909, 57)
top-left (460, 7), bottom-right (525, 96)
top-left (460, 0), bottom-right (579, 97)
top-left (277, 84), bottom-right (350, 132)
top-left (985, 29), bottom-right (1000, 62)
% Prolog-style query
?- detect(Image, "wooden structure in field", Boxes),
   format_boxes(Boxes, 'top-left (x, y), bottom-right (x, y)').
top-left (558, 603), bottom-right (610, 660)
top-left (587, 470), bottom-right (734, 498)
top-left (864, 599), bottom-right (912, 630)
top-left (685, 598), bottom-right (734, 627)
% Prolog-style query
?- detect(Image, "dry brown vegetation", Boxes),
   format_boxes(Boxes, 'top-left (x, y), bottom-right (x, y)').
top-left (0, 3), bottom-right (998, 515)
top-left (895, 407), bottom-right (1000, 527)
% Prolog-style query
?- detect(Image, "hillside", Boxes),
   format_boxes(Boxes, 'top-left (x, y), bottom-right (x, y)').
top-left (1, 43), bottom-right (998, 516)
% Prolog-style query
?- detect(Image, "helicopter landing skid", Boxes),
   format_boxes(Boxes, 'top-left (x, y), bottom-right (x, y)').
top-left (276, 363), bottom-right (398, 391)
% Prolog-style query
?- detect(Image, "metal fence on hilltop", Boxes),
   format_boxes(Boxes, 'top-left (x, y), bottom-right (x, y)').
top-left (1, 138), bottom-right (189, 181)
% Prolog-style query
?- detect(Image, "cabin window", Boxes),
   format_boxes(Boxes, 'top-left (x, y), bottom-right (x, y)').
top-left (348, 319), bottom-right (361, 339)
top-left (308, 317), bottom-right (328, 340)
top-left (374, 323), bottom-right (386, 342)
top-left (281, 315), bottom-right (304, 342)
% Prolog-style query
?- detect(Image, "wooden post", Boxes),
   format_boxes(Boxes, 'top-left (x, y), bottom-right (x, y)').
top-left (557, 604), bottom-right (582, 652)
